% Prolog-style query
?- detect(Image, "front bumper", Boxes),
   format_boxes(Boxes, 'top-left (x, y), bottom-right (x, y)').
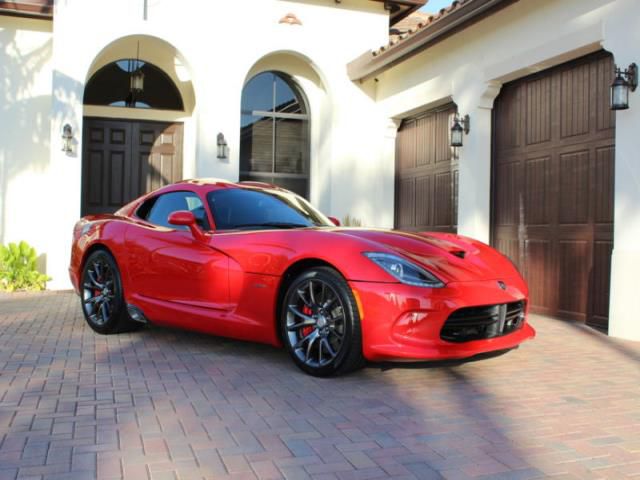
top-left (349, 278), bottom-right (536, 362)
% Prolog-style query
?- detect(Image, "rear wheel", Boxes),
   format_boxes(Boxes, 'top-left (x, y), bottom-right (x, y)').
top-left (80, 250), bottom-right (139, 334)
top-left (280, 267), bottom-right (365, 376)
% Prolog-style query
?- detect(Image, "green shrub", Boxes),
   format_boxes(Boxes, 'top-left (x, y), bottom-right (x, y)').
top-left (0, 241), bottom-right (50, 292)
top-left (342, 214), bottom-right (363, 227)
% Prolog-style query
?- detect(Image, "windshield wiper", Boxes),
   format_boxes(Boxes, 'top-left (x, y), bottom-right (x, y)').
top-left (231, 222), bottom-right (311, 230)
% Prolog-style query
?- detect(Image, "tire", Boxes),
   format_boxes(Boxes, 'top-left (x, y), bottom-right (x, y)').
top-left (280, 267), bottom-right (365, 376)
top-left (80, 249), bottom-right (140, 334)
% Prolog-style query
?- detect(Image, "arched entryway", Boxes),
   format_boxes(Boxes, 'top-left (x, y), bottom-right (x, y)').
top-left (240, 51), bottom-right (329, 202)
top-left (81, 35), bottom-right (195, 216)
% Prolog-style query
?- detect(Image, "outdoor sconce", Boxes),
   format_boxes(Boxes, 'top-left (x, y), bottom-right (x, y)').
top-left (217, 132), bottom-right (228, 159)
top-left (611, 63), bottom-right (637, 110)
top-left (450, 113), bottom-right (470, 147)
top-left (61, 124), bottom-right (73, 153)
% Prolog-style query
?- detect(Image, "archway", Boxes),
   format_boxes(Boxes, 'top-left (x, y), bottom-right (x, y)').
top-left (81, 35), bottom-right (195, 216)
top-left (240, 51), bottom-right (329, 202)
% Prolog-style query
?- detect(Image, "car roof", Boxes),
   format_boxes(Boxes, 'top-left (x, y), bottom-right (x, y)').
top-left (116, 178), bottom-right (291, 217)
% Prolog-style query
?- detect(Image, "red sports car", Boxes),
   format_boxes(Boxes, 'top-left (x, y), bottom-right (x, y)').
top-left (69, 179), bottom-right (535, 376)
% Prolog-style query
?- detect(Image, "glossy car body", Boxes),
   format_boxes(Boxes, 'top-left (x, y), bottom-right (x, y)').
top-left (69, 179), bottom-right (535, 364)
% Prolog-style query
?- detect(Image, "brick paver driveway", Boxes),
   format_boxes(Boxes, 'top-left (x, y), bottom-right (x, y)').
top-left (1, 292), bottom-right (639, 480)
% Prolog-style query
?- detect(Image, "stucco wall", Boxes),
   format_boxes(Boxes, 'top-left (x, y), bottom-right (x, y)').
top-left (41, 0), bottom-right (392, 290)
top-left (370, 0), bottom-right (640, 340)
top-left (0, 15), bottom-right (52, 271)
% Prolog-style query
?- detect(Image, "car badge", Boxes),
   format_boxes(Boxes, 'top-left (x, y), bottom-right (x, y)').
top-left (497, 281), bottom-right (507, 290)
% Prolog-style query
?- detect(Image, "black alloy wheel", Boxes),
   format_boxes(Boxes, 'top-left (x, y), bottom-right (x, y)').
top-left (80, 250), bottom-right (138, 334)
top-left (281, 267), bottom-right (364, 376)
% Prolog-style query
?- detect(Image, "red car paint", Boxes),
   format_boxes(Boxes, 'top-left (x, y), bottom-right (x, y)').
top-left (69, 179), bottom-right (535, 362)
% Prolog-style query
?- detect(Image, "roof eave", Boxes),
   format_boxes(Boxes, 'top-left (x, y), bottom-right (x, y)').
top-left (0, 1), bottom-right (52, 19)
top-left (349, 0), bottom-right (518, 82)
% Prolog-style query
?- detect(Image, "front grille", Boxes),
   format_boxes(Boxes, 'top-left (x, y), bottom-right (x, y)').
top-left (440, 301), bottom-right (525, 343)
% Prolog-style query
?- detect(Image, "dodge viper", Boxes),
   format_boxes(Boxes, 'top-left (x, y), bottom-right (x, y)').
top-left (69, 179), bottom-right (535, 376)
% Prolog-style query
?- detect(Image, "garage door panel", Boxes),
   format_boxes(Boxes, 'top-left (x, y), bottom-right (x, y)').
top-left (596, 56), bottom-right (616, 132)
top-left (495, 84), bottom-right (522, 150)
top-left (524, 156), bottom-right (551, 226)
top-left (416, 116), bottom-right (434, 166)
top-left (594, 146), bottom-right (614, 224)
top-left (433, 172), bottom-right (452, 227)
top-left (395, 104), bottom-right (457, 232)
top-left (560, 62), bottom-right (590, 139)
top-left (492, 51), bottom-right (614, 329)
top-left (415, 175), bottom-right (432, 227)
top-left (558, 240), bottom-right (590, 319)
top-left (525, 239), bottom-right (552, 312)
top-left (495, 161), bottom-right (520, 225)
top-left (397, 120), bottom-right (417, 170)
top-left (559, 150), bottom-right (589, 225)
top-left (397, 177), bottom-right (416, 228)
top-left (525, 76), bottom-right (552, 145)
top-left (435, 110), bottom-right (453, 163)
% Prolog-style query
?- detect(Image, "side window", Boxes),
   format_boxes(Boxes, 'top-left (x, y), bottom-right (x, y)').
top-left (143, 191), bottom-right (210, 230)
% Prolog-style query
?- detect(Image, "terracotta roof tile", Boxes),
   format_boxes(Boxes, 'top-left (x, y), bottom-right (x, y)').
top-left (375, 0), bottom-right (472, 56)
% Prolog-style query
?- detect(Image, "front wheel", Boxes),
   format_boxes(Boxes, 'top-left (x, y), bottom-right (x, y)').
top-left (80, 249), bottom-right (139, 334)
top-left (280, 267), bottom-right (365, 376)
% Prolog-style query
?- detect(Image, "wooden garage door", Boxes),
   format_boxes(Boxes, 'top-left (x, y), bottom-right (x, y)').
top-left (82, 118), bottom-right (183, 216)
top-left (395, 104), bottom-right (458, 232)
top-left (492, 51), bottom-right (615, 329)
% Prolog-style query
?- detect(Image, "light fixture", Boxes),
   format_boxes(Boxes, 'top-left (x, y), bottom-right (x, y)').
top-left (217, 132), bottom-right (228, 159)
top-left (450, 113), bottom-right (470, 147)
top-left (126, 42), bottom-right (144, 107)
top-left (611, 63), bottom-right (637, 110)
top-left (61, 124), bottom-right (73, 153)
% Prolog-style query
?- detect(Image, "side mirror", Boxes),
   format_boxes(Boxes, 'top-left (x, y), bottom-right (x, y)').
top-left (168, 211), bottom-right (207, 242)
top-left (328, 216), bottom-right (341, 227)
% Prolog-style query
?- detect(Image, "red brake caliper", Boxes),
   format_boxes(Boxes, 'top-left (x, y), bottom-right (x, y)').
top-left (301, 305), bottom-right (314, 336)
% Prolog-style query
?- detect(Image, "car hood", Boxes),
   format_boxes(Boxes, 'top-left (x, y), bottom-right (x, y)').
top-left (334, 229), bottom-right (519, 283)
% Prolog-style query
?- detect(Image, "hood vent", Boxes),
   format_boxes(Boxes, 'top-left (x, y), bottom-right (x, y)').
top-left (450, 250), bottom-right (466, 259)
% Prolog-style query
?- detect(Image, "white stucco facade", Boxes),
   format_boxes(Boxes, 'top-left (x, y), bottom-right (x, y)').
top-left (1, 0), bottom-right (639, 340)
top-left (16, 0), bottom-right (393, 291)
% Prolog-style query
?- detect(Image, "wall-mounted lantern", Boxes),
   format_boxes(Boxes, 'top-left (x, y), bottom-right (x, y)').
top-left (61, 124), bottom-right (73, 153)
top-left (130, 67), bottom-right (145, 94)
top-left (217, 132), bottom-right (228, 159)
top-left (450, 113), bottom-right (470, 148)
top-left (610, 63), bottom-right (637, 110)
top-left (126, 42), bottom-right (145, 108)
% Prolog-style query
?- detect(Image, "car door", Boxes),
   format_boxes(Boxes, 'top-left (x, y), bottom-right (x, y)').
top-left (124, 190), bottom-right (229, 311)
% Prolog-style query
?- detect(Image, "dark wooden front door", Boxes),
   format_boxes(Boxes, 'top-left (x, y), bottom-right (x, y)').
top-left (492, 51), bottom-right (615, 329)
top-left (82, 118), bottom-right (184, 216)
top-left (395, 104), bottom-right (458, 232)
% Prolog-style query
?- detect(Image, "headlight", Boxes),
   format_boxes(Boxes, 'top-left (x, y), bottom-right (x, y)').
top-left (363, 252), bottom-right (444, 288)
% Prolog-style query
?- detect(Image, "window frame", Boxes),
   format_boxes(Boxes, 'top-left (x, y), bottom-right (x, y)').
top-left (239, 71), bottom-right (311, 198)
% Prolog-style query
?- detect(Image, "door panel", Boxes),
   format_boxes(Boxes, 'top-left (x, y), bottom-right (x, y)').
top-left (395, 104), bottom-right (458, 233)
top-left (125, 225), bottom-right (229, 311)
top-left (492, 51), bottom-right (615, 329)
top-left (82, 118), bottom-right (183, 216)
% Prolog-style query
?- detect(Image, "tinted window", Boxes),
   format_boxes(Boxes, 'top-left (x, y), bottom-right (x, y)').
top-left (208, 188), bottom-right (331, 230)
top-left (144, 191), bottom-right (210, 230)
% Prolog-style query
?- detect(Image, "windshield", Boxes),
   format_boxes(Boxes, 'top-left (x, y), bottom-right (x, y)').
top-left (207, 188), bottom-right (333, 230)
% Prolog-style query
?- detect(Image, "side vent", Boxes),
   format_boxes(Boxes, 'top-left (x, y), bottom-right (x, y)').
top-left (127, 305), bottom-right (149, 324)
